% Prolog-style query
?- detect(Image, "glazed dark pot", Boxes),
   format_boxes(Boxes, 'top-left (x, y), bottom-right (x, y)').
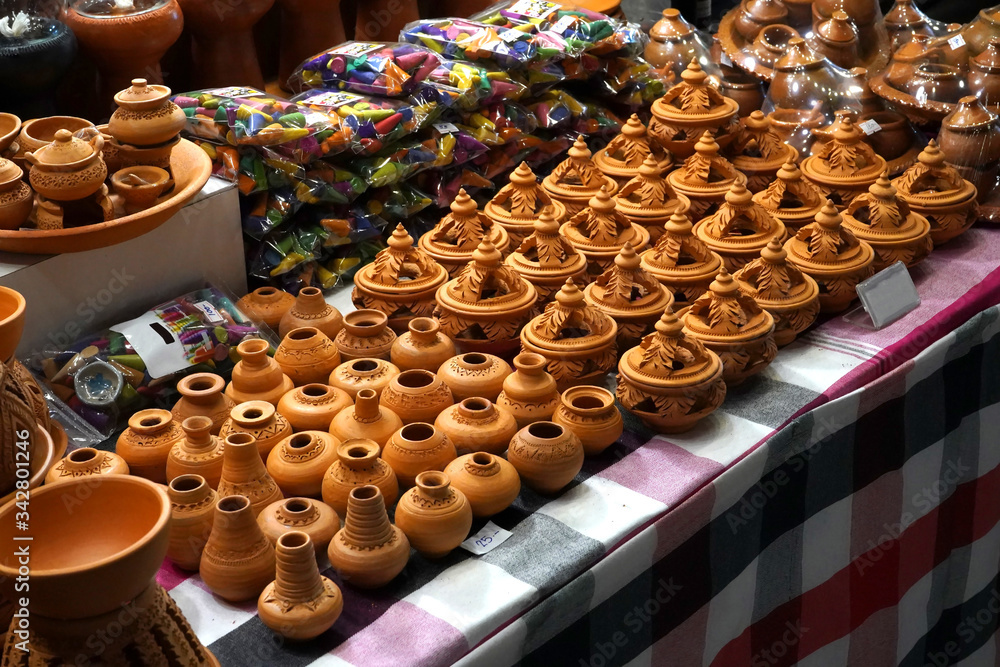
top-left (0, 18), bottom-right (76, 118)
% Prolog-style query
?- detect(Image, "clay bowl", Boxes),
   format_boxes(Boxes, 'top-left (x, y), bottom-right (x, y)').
top-left (0, 114), bottom-right (20, 154)
top-left (0, 423), bottom-right (56, 508)
top-left (0, 474), bottom-right (170, 620)
top-left (0, 285), bottom-right (25, 361)
top-left (111, 165), bottom-right (173, 214)
top-left (0, 138), bottom-right (211, 254)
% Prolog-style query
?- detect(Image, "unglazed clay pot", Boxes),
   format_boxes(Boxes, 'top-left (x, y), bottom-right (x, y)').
top-left (892, 141), bottom-right (979, 246)
top-left (322, 439), bottom-right (399, 516)
top-left (648, 61), bottom-right (740, 159)
top-left (278, 287), bottom-right (344, 340)
top-left (692, 182), bottom-right (787, 273)
top-left (504, 207), bottom-right (589, 302)
top-left (752, 161), bottom-right (827, 232)
top-left (380, 370), bottom-right (455, 425)
top-left (277, 384), bottom-right (353, 432)
top-left (226, 338), bottom-right (294, 406)
top-left (485, 162), bottom-right (568, 247)
top-left (116, 408), bottom-right (184, 484)
top-left (0, 158), bottom-right (32, 231)
top-left (731, 111), bottom-right (799, 193)
top-left (593, 114), bottom-right (673, 186)
top-left (12, 116), bottom-right (93, 171)
top-left (395, 471), bottom-right (473, 559)
top-left (383, 422), bottom-right (457, 488)
top-left (327, 485), bottom-right (410, 589)
top-left (391, 318), bottom-right (457, 372)
top-left (667, 131), bottom-right (747, 220)
top-left (267, 431), bottom-right (341, 498)
top-left (220, 401), bottom-right (294, 457)
top-left (257, 498), bottom-right (339, 555)
top-left (166, 416), bottom-right (225, 488)
top-left (561, 186), bottom-right (652, 278)
top-left (434, 397), bottom-right (519, 455)
top-left (419, 188), bottom-right (511, 277)
top-left (217, 433), bottom-right (284, 517)
top-left (177, 0), bottom-right (275, 89)
top-left (275, 327), bottom-right (342, 387)
top-left (238, 287), bottom-right (295, 329)
top-left (200, 495), bottom-right (277, 602)
top-left (328, 357), bottom-right (400, 399)
top-left (613, 154), bottom-right (690, 244)
top-left (44, 447), bottom-right (129, 485)
top-left (542, 136), bottom-right (620, 217)
top-left (258, 531), bottom-right (344, 640)
top-left (334, 310), bottom-right (396, 361)
top-left (639, 211), bottom-right (726, 310)
top-left (26, 129), bottom-right (109, 215)
top-left (108, 78), bottom-right (186, 148)
top-left (496, 353), bottom-right (561, 430)
top-left (617, 309), bottom-right (727, 433)
top-left (801, 117), bottom-right (888, 208)
top-left (552, 386), bottom-right (623, 457)
top-left (444, 452), bottom-right (521, 518)
top-left (329, 388), bottom-right (403, 449)
top-left (507, 421), bottom-right (584, 494)
top-left (437, 353), bottom-right (512, 403)
top-left (841, 172), bottom-right (932, 271)
top-left (167, 474), bottom-right (216, 571)
top-left (172, 373), bottom-right (234, 435)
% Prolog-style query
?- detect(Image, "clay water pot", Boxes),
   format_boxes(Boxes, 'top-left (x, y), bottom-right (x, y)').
top-left (267, 431), bottom-right (341, 498)
top-left (277, 383), bottom-right (352, 432)
top-left (639, 211), bottom-right (726, 310)
top-left (177, 0), bottom-right (275, 89)
top-left (44, 447), bottom-right (129, 485)
top-left (504, 207), bottom-right (590, 302)
top-left (277, 0), bottom-right (346, 90)
top-left (645, 8), bottom-right (702, 73)
top-left (507, 421), bottom-right (584, 495)
top-left (383, 422), bottom-right (457, 488)
top-left (108, 78), bottom-right (186, 147)
top-left (0, 286), bottom-right (26, 361)
top-left (328, 357), bottom-right (400, 399)
top-left (217, 432), bottom-right (284, 517)
top-left (166, 474), bottom-right (216, 571)
top-left (970, 39), bottom-right (1000, 110)
top-left (329, 388), bottom-right (403, 449)
top-left (613, 154), bottom-right (690, 244)
top-left (485, 162), bottom-right (568, 247)
top-left (327, 485), bottom-right (410, 589)
top-left (419, 188), bottom-right (511, 277)
top-left (552, 386), bottom-right (623, 457)
top-left (226, 338), bottom-right (295, 406)
top-left (437, 353), bottom-right (512, 403)
top-left (395, 471), bottom-right (473, 559)
top-left (116, 409), bottom-right (184, 484)
top-left (444, 452), bottom-right (521, 518)
top-left (380, 369), bottom-right (455, 425)
top-left (322, 439), bottom-right (399, 516)
top-left (648, 61), bottom-right (740, 159)
top-left (334, 309), bottom-right (396, 361)
top-left (220, 400), bottom-right (294, 457)
top-left (734, 0), bottom-right (788, 40)
top-left (0, 158), bottom-right (32, 231)
top-left (810, 10), bottom-right (859, 68)
top-left (692, 182), bottom-right (787, 273)
top-left (892, 141), bottom-right (979, 246)
top-left (278, 286), bottom-right (344, 340)
top-left (275, 327), bottom-right (342, 387)
top-left (434, 397), bottom-right (519, 456)
top-left (200, 495), bottom-right (277, 602)
top-left (841, 172), bottom-right (932, 271)
top-left (496, 353), bottom-right (561, 430)
top-left (166, 416), bottom-right (225, 488)
top-left (938, 96), bottom-right (1000, 168)
top-left (391, 317), bottom-right (457, 372)
top-left (172, 373), bottom-right (234, 435)
top-left (237, 287), bottom-right (295, 329)
top-left (666, 131), bottom-right (747, 220)
top-left (593, 114), bottom-right (673, 186)
top-left (752, 161), bottom-right (826, 232)
top-left (257, 498), bottom-right (339, 555)
top-left (542, 136), bottom-right (619, 218)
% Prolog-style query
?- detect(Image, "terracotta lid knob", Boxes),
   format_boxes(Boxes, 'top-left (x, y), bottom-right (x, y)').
top-left (638, 153), bottom-right (661, 178)
top-left (868, 171), bottom-right (897, 200)
top-left (588, 186), bottom-right (616, 213)
top-left (709, 268), bottom-right (739, 296)
top-left (621, 114), bottom-right (646, 139)
top-left (534, 206), bottom-right (560, 235)
top-left (614, 242), bottom-right (640, 270)
top-left (694, 131), bottom-right (720, 157)
top-left (471, 237), bottom-right (502, 267)
top-left (664, 211), bottom-right (693, 235)
top-left (681, 60), bottom-right (708, 86)
top-left (568, 135), bottom-right (591, 161)
top-left (725, 182), bottom-right (753, 207)
top-left (450, 188), bottom-right (478, 218)
top-left (663, 7), bottom-right (680, 17)
top-left (131, 78), bottom-right (148, 89)
top-left (815, 200), bottom-right (843, 230)
top-left (745, 110), bottom-right (770, 131)
top-left (760, 237), bottom-right (786, 264)
top-left (832, 116), bottom-right (860, 144)
top-left (54, 129), bottom-right (73, 143)
top-left (554, 278), bottom-right (585, 308)
top-left (776, 161), bottom-right (802, 181)
top-left (510, 162), bottom-right (537, 186)
top-left (386, 223), bottom-right (414, 251)
top-left (654, 308), bottom-right (684, 337)
top-left (917, 140), bottom-right (945, 167)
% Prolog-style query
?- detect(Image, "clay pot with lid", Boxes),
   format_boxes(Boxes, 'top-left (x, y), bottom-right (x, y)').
top-left (856, 111), bottom-right (921, 174)
top-left (649, 61), bottom-right (741, 159)
top-left (166, 474), bottom-right (216, 571)
top-left (237, 287), bottom-right (295, 329)
top-left (593, 114), bottom-right (673, 186)
top-left (177, 0), bottom-right (275, 90)
top-left (0, 158), bottom-right (32, 231)
top-left (226, 338), bottom-right (294, 406)
top-left (507, 421), bottom-right (584, 494)
top-left (496, 353), bottom-right (560, 430)
top-left (892, 141), bottom-right (979, 246)
top-left (613, 154), bottom-right (690, 243)
top-left (275, 327), bottom-right (342, 387)
top-left (395, 471), bottom-right (473, 558)
top-left (329, 388), bottom-right (403, 448)
top-left (116, 408), bottom-right (184, 483)
top-left (220, 400), bottom-right (294, 457)
top-left (444, 452), bottom-right (520, 518)
top-left (742, 25), bottom-right (802, 79)
top-left (437, 353), bottom-right (512, 403)
top-left (277, 383), bottom-right (352, 432)
top-left (434, 397), bottom-right (518, 455)
top-left (617, 309), bottom-right (727, 433)
top-left (884, 0), bottom-right (936, 52)
top-left (640, 211), bottom-right (725, 309)
top-left (733, 239), bottom-right (820, 346)
top-left (733, 0), bottom-right (788, 41)
top-left (108, 78), bottom-right (186, 148)
top-left (938, 96), bottom-right (1000, 168)
top-left (752, 161), bottom-right (826, 232)
top-left (45, 447), bottom-right (129, 485)
top-left (322, 439), bottom-right (399, 516)
top-left (645, 8), bottom-right (702, 73)
top-left (809, 10), bottom-right (860, 68)
top-left (732, 111), bottom-right (799, 193)
top-left (970, 39), bottom-right (1000, 110)
top-left (392, 317), bottom-right (457, 372)
top-left (172, 372), bottom-right (234, 435)
top-left (383, 422), bottom-right (457, 488)
top-left (693, 182), bottom-right (787, 273)
top-left (561, 186), bottom-right (652, 278)
top-left (419, 188), bottom-right (511, 277)
top-left (200, 494), bottom-right (277, 602)
top-left (542, 136), bottom-right (620, 218)
top-left (380, 369), bottom-right (455, 425)
top-left (841, 172), bottom-right (932, 271)
top-left (257, 498), bottom-right (339, 555)
top-left (26, 128), bottom-right (107, 203)
top-left (802, 117), bottom-right (888, 208)
top-left (334, 309), bottom-right (396, 361)
top-left (217, 432), bottom-right (285, 517)
top-left (668, 131), bottom-right (747, 220)
top-left (166, 416), bottom-right (225, 488)
top-left (552, 386), bottom-right (623, 457)
top-left (485, 162), bottom-right (568, 247)
top-left (327, 485), bottom-right (410, 589)
top-left (812, 0), bottom-right (879, 47)
top-left (504, 207), bottom-right (589, 302)
top-left (267, 431), bottom-right (341, 498)
top-left (12, 116), bottom-right (93, 170)
top-left (328, 357), bottom-right (400, 400)
top-left (278, 286), bottom-right (343, 340)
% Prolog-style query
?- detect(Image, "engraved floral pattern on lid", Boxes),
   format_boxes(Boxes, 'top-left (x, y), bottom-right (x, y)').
top-left (484, 162), bottom-right (567, 246)
top-left (614, 153), bottom-right (690, 227)
top-left (783, 200), bottom-right (875, 274)
top-left (504, 206), bottom-right (588, 301)
top-left (639, 210), bottom-right (725, 306)
top-left (560, 185), bottom-right (651, 276)
top-left (666, 130), bottom-right (746, 216)
top-left (731, 111), bottom-right (799, 192)
top-left (692, 182), bottom-right (787, 272)
top-left (801, 116), bottom-right (888, 203)
top-left (593, 114), bottom-right (673, 183)
top-left (648, 61), bottom-right (740, 156)
top-left (541, 136), bottom-right (619, 214)
top-left (681, 268), bottom-right (775, 343)
top-left (419, 188), bottom-right (510, 275)
top-left (752, 160), bottom-right (826, 231)
top-left (892, 140), bottom-right (977, 208)
top-left (841, 171), bottom-right (932, 270)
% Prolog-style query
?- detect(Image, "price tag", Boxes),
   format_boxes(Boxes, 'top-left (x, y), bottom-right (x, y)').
top-left (300, 91), bottom-right (364, 108)
top-left (460, 521), bottom-right (513, 555)
top-left (948, 34), bottom-right (966, 50)
top-left (858, 119), bottom-right (881, 135)
top-left (508, 0), bottom-right (559, 18)
top-left (855, 261), bottom-right (920, 329)
top-left (193, 301), bottom-right (225, 325)
top-left (500, 28), bottom-right (524, 43)
top-left (915, 87), bottom-right (928, 105)
top-left (205, 86), bottom-right (265, 98)
top-left (434, 122), bottom-right (460, 134)
top-left (331, 42), bottom-right (383, 57)
top-left (551, 14), bottom-right (577, 33)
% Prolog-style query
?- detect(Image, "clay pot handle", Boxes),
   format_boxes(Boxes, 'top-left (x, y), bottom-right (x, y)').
top-left (24, 151), bottom-right (38, 167)
top-left (89, 132), bottom-right (105, 155)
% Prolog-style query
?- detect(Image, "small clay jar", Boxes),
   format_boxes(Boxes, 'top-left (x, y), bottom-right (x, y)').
top-left (801, 116), bottom-right (888, 209)
top-left (667, 131), bottom-right (747, 220)
top-left (496, 353), bottom-right (561, 430)
top-left (322, 439), bottom-right (399, 516)
top-left (646, 8), bottom-right (702, 73)
top-left (612, 154), bottom-right (690, 244)
top-left (841, 172), bottom-right (933, 271)
top-left (507, 422), bottom-right (585, 495)
top-left (220, 401), bottom-right (294, 457)
top-left (444, 452), bottom-right (521, 518)
top-left (434, 397), bottom-right (519, 455)
top-left (275, 327), bottom-right (342, 387)
top-left (200, 494), bottom-right (277, 602)
top-left (257, 498), bottom-right (340, 555)
top-left (44, 447), bottom-right (129, 485)
top-left (391, 318), bottom-right (457, 372)
top-left (217, 433), bottom-right (285, 517)
top-left (266, 431), bottom-right (341, 498)
top-left (167, 475), bottom-right (216, 571)
top-left (328, 357), bottom-right (400, 399)
top-left (648, 61), bottom-right (740, 159)
top-left (552, 386), bottom-right (623, 457)
top-left (437, 353), bottom-right (512, 403)
top-left (639, 211), bottom-right (726, 310)
top-left (503, 207), bottom-right (590, 302)
top-left (108, 78), bottom-right (186, 148)
top-left (278, 287), bottom-right (344, 340)
top-left (380, 369), bottom-right (455, 425)
top-left (329, 389), bottom-right (403, 449)
top-left (383, 422), bottom-right (457, 488)
top-left (395, 471), bottom-right (473, 559)
top-left (327, 485), bottom-right (410, 589)
top-left (810, 11), bottom-right (860, 68)
top-left (731, 111), bottom-right (799, 193)
top-left (720, 68), bottom-right (767, 118)
top-left (334, 310), bottom-right (396, 362)
top-left (226, 338), bottom-right (295, 407)
top-left (277, 384), bottom-right (353, 432)
top-left (768, 38), bottom-right (830, 111)
top-left (166, 416), bottom-right (225, 489)
top-left (938, 96), bottom-right (1000, 168)
top-left (542, 136), bottom-right (620, 217)
top-left (593, 114), bottom-right (673, 186)
top-left (484, 162), bottom-right (568, 247)
top-left (560, 186), bottom-right (652, 278)
top-left (172, 373), bottom-right (234, 435)
top-left (116, 408), bottom-right (184, 484)
top-left (752, 161), bottom-right (826, 233)
top-left (692, 182), bottom-right (787, 273)
top-left (733, 0), bottom-right (788, 41)
top-left (0, 158), bottom-right (32, 231)
top-left (237, 287), bottom-right (295, 329)
top-left (418, 188), bottom-right (512, 277)
top-left (258, 531), bottom-right (344, 641)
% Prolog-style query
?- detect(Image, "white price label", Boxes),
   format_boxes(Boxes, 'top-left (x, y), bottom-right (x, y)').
top-left (858, 119), bottom-right (881, 135)
top-left (434, 122), bottom-right (460, 134)
top-left (550, 14), bottom-right (577, 33)
top-left (330, 42), bottom-right (383, 57)
top-left (205, 86), bottom-right (264, 98)
top-left (855, 262), bottom-right (920, 329)
top-left (500, 28), bottom-right (525, 43)
top-left (301, 91), bottom-right (364, 108)
top-left (508, 0), bottom-right (559, 18)
top-left (461, 522), bottom-right (513, 555)
top-left (948, 34), bottom-right (966, 50)
top-left (193, 301), bottom-right (225, 325)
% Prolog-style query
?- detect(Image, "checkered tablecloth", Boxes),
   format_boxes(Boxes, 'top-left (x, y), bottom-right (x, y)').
top-left (166, 226), bottom-right (1000, 667)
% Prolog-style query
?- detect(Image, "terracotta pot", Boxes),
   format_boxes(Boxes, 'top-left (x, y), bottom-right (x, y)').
top-left (648, 62), bottom-right (740, 159)
top-left (419, 188), bottom-right (511, 277)
top-left (692, 182), bottom-right (787, 273)
top-left (884, 0), bottom-right (935, 52)
top-left (277, 383), bottom-right (352, 432)
top-left (327, 485), bottom-right (410, 588)
top-left (116, 408), bottom-right (184, 484)
top-left (552, 386), bottom-right (623, 457)
top-left (275, 327), bottom-right (342, 387)
top-left (177, 0), bottom-right (275, 89)
top-left (434, 397), bottom-right (519, 456)
top-left (645, 8), bottom-right (703, 74)
top-left (380, 369), bottom-right (455, 425)
top-left (542, 136), bottom-right (620, 218)
top-left (259, 531), bottom-right (344, 640)
top-left (217, 432), bottom-right (284, 517)
top-left (720, 69), bottom-right (767, 118)
top-left (970, 39), bottom-right (1000, 110)
top-left (166, 416), bottom-right (225, 488)
top-left (561, 186), bottom-right (651, 278)
top-left (26, 129), bottom-right (107, 203)
top-left (328, 357), bottom-right (400, 399)
top-left (166, 474), bottom-right (216, 571)
top-left (278, 286), bottom-right (344, 340)
top-left (0, 158), bottom-right (33, 231)
top-left (810, 10), bottom-right (859, 68)
top-left (267, 431), bottom-right (341, 498)
top-left (395, 471), bottom-right (473, 558)
top-left (504, 207), bottom-right (590, 302)
top-left (220, 400), bottom-right (294, 457)
top-left (485, 162), bottom-right (568, 247)
top-left (257, 498), bottom-right (339, 556)
top-left (507, 421), bottom-right (584, 494)
top-left (0, 285), bottom-right (25, 362)
top-left (329, 388), bottom-right (403, 449)
top-left (768, 39), bottom-right (831, 111)
top-left (237, 287), bottom-right (295, 329)
top-left (733, 0), bottom-right (788, 40)
top-left (12, 116), bottom-right (93, 171)
top-left (108, 78), bottom-right (186, 148)
top-left (639, 210), bottom-right (726, 311)
top-left (496, 353), bottom-right (561, 430)
top-left (277, 0), bottom-right (346, 90)
top-left (44, 446), bottom-right (129, 485)
top-left (731, 111), bottom-right (799, 194)
top-left (892, 141), bottom-right (979, 246)
top-left (444, 452), bottom-right (520, 518)
top-left (938, 96), bottom-right (1000, 168)
top-left (841, 173), bottom-right (933, 271)
top-left (593, 114), bottom-right (672, 186)
top-left (667, 131), bottom-right (747, 220)
top-left (383, 422), bottom-right (457, 488)
top-left (334, 309), bottom-right (396, 361)
top-left (0, 291), bottom-right (37, 499)
top-left (172, 373), bottom-right (234, 435)
top-left (391, 317), bottom-right (457, 372)
top-left (613, 153), bottom-right (690, 244)
top-left (752, 161), bottom-right (826, 232)
top-left (226, 338), bottom-right (294, 406)
top-left (200, 494), bottom-right (277, 602)
top-left (322, 439), bottom-right (399, 516)
top-left (802, 117), bottom-right (888, 208)
top-left (437, 353), bottom-right (512, 403)
top-left (743, 24), bottom-right (802, 77)
top-left (110, 164), bottom-right (173, 214)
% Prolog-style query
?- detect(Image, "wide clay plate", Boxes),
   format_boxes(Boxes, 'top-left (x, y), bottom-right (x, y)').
top-left (0, 138), bottom-right (212, 254)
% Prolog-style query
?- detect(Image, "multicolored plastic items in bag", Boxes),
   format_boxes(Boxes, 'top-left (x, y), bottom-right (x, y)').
top-left (400, 18), bottom-right (542, 68)
top-left (414, 59), bottom-right (530, 110)
top-left (364, 182), bottom-right (433, 222)
top-left (289, 41), bottom-right (441, 97)
top-left (461, 100), bottom-right (539, 146)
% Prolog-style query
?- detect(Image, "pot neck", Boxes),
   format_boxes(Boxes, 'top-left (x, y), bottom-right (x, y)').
top-left (128, 409), bottom-right (174, 436)
top-left (465, 452), bottom-right (501, 477)
top-left (293, 287), bottom-right (328, 316)
top-left (342, 487), bottom-right (395, 548)
top-left (456, 398), bottom-right (497, 422)
top-left (60, 448), bottom-right (107, 474)
top-left (168, 475), bottom-right (213, 505)
top-left (181, 417), bottom-right (215, 451)
top-left (274, 533), bottom-right (325, 602)
top-left (275, 498), bottom-right (318, 525)
top-left (338, 441), bottom-right (380, 470)
top-left (353, 390), bottom-right (382, 422)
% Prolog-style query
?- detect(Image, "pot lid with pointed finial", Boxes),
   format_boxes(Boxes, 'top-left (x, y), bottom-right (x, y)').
top-left (783, 200), bottom-right (875, 275)
top-left (891, 140), bottom-right (977, 207)
top-left (639, 210), bottom-right (725, 286)
top-left (651, 60), bottom-right (740, 124)
top-left (681, 268), bottom-right (775, 343)
top-left (584, 243), bottom-right (674, 319)
top-left (593, 114), bottom-right (673, 182)
top-left (504, 206), bottom-right (588, 287)
top-left (614, 154), bottom-right (690, 223)
top-left (942, 95), bottom-right (1000, 132)
top-left (542, 136), bottom-right (619, 203)
top-left (801, 116), bottom-right (887, 187)
top-left (842, 171), bottom-right (930, 242)
top-left (619, 308), bottom-right (723, 389)
top-left (731, 110), bottom-right (799, 175)
top-left (733, 237), bottom-right (820, 309)
top-left (741, 0), bottom-right (788, 25)
top-left (693, 182), bottom-right (786, 263)
top-left (485, 161), bottom-right (568, 233)
top-left (816, 11), bottom-right (859, 44)
top-left (667, 130), bottom-right (745, 198)
top-left (650, 8), bottom-right (695, 43)
top-left (419, 188), bottom-right (510, 267)
top-left (774, 37), bottom-right (824, 72)
top-left (973, 38), bottom-right (1000, 73)
top-left (521, 278), bottom-right (617, 353)
top-left (560, 186), bottom-right (651, 257)
top-left (436, 237), bottom-right (538, 317)
top-left (752, 161), bottom-right (826, 229)
top-left (354, 223), bottom-right (449, 298)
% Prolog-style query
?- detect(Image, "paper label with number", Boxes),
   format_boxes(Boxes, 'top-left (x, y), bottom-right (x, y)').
top-left (300, 91), bottom-right (364, 108)
top-left (948, 34), bottom-right (966, 50)
top-left (508, 0), bottom-right (559, 18)
top-left (331, 42), bottom-right (384, 57)
top-left (193, 301), bottom-right (225, 325)
top-left (858, 119), bottom-right (881, 135)
top-left (205, 86), bottom-right (265, 98)
top-left (550, 14), bottom-right (577, 33)
top-left (434, 122), bottom-right (460, 134)
top-left (460, 522), bottom-right (513, 555)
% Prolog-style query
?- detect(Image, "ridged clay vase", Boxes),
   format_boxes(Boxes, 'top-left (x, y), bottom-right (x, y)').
top-left (395, 471), bottom-right (473, 559)
top-left (44, 447), bottom-right (129, 485)
top-left (166, 416), bottom-right (225, 489)
top-left (322, 439), bottom-right (399, 516)
top-left (327, 485), bottom-right (410, 589)
top-left (507, 421), bottom-right (584, 494)
top-left (266, 431), bottom-right (341, 498)
top-left (116, 409), bottom-right (184, 484)
top-left (334, 309), bottom-right (396, 361)
top-left (434, 397), bottom-right (519, 455)
top-left (217, 433), bottom-right (284, 517)
top-left (382, 422), bottom-right (457, 488)
top-left (639, 210), bottom-right (725, 311)
top-left (219, 400), bottom-right (294, 457)
top-left (329, 388), bottom-right (403, 449)
top-left (380, 369), bottom-right (455, 425)
top-left (496, 353), bottom-right (561, 430)
top-left (237, 287), bottom-right (295, 330)
top-left (328, 357), bottom-right (400, 399)
top-left (277, 383), bottom-right (353, 432)
top-left (552, 386), bottom-right (623, 457)
top-left (419, 188), bottom-right (511, 277)
top-left (437, 352), bottom-right (512, 403)
top-left (391, 317), bottom-right (457, 372)
top-left (166, 475), bottom-right (216, 571)
top-left (200, 495), bottom-right (277, 602)
top-left (257, 498), bottom-right (339, 556)
top-left (278, 287), bottom-right (343, 340)
top-left (444, 452), bottom-right (521, 518)
top-left (226, 338), bottom-right (294, 406)
top-left (275, 327), bottom-right (342, 387)
top-left (542, 136), bottom-right (620, 218)
top-left (171, 372), bottom-right (234, 435)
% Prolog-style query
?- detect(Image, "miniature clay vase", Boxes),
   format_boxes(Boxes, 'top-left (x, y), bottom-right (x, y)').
top-left (810, 11), bottom-right (860, 68)
top-left (217, 432), bottom-right (285, 517)
top-left (278, 287), bottom-right (344, 340)
top-left (801, 117), bottom-right (888, 209)
top-left (507, 421), bottom-right (584, 494)
top-left (177, 0), bottom-right (275, 89)
top-left (504, 207), bottom-right (590, 302)
top-left (613, 154), bottom-right (690, 244)
top-left (731, 111), bottom-right (799, 193)
top-left (552, 386), bottom-right (623, 457)
top-left (752, 161), bottom-right (827, 232)
top-left (328, 358), bottom-right (400, 399)
top-left (667, 131), bottom-right (747, 220)
top-left (322, 439), bottom-right (399, 515)
top-left (334, 309), bottom-right (396, 361)
top-left (692, 182), bottom-right (787, 273)
top-left (484, 162), bottom-right (568, 247)
top-left (542, 136), bottom-right (620, 217)
top-left (44, 447), bottom-right (129, 485)
top-left (0, 158), bottom-right (33, 231)
top-left (560, 186), bottom-right (652, 277)
top-left (237, 287), bottom-right (295, 329)
top-left (382, 422), bottom-right (457, 488)
top-left (783, 201), bottom-right (876, 313)
top-left (277, 0), bottom-right (347, 89)
top-left (329, 388), bottom-right (403, 449)
top-left (220, 401), bottom-right (294, 457)
top-left (593, 114), bottom-right (673, 186)
top-left (733, 0), bottom-right (788, 41)
top-left (380, 369), bottom-right (455, 425)
top-left (277, 384), bottom-right (353, 432)
top-left (395, 471), bottom-right (473, 559)
top-left (172, 373), bottom-right (235, 435)
top-left (938, 96), bottom-right (1000, 169)
top-left (200, 494), bottom-right (277, 602)
top-left (267, 431), bottom-right (341, 498)
top-left (327, 485), bottom-right (410, 589)
top-left (226, 338), bottom-right (295, 406)
top-left (108, 78), bottom-right (186, 148)
top-left (116, 408), bottom-right (184, 484)
top-left (258, 531), bottom-right (344, 640)
top-left (444, 452), bottom-right (521, 518)
top-left (645, 8), bottom-right (702, 73)
top-left (496, 353), bottom-right (561, 430)
top-left (681, 269), bottom-right (777, 386)
top-left (257, 498), bottom-right (339, 555)
top-left (892, 141), bottom-right (979, 246)
top-left (419, 188), bottom-right (511, 277)
top-left (437, 353), bottom-right (512, 403)
top-left (434, 397), bottom-right (519, 455)
top-left (166, 416), bottom-right (225, 488)
top-left (166, 474), bottom-right (216, 571)
top-left (648, 61), bottom-right (741, 159)
top-left (841, 172), bottom-right (932, 271)
top-left (275, 327), bottom-right (342, 387)
top-left (391, 317), bottom-right (457, 372)
top-left (640, 211), bottom-right (726, 310)
top-left (733, 239), bottom-right (821, 347)
top-left (617, 309), bottom-right (727, 433)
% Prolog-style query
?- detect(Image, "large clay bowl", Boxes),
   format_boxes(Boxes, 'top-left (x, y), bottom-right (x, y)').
top-left (0, 114), bottom-right (20, 154)
top-left (0, 423), bottom-right (56, 508)
top-left (0, 286), bottom-right (25, 361)
top-left (0, 138), bottom-right (211, 254)
top-left (0, 474), bottom-right (170, 619)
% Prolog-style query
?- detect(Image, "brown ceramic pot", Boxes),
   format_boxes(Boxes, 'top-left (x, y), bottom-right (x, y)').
top-left (884, 0), bottom-right (935, 52)
top-left (485, 162), bottom-right (568, 247)
top-left (892, 141), bottom-right (979, 246)
top-left (328, 357), bottom-right (400, 399)
top-left (639, 211), bottom-right (726, 310)
top-left (166, 416), bottom-right (225, 489)
top-left (12, 116), bottom-right (93, 171)
top-left (667, 131), bottom-right (747, 220)
top-left (938, 96), bottom-right (1000, 168)
top-left (177, 0), bottom-right (275, 90)
top-left (841, 173), bottom-right (933, 271)
top-left (226, 338), bottom-right (295, 406)
top-left (44, 447), bottom-right (129, 485)
top-left (382, 422), bottom-right (457, 488)
top-left (277, 383), bottom-right (353, 432)
top-left (613, 154), bottom-right (690, 244)
top-left (216, 433), bottom-right (284, 517)
top-left (278, 287), bottom-right (344, 340)
top-left (238, 287), bottom-right (295, 330)
top-left (645, 8), bottom-right (702, 73)
top-left (733, 0), bottom-right (788, 40)
top-left (329, 388), bottom-right (403, 449)
top-left (434, 397), bottom-right (519, 456)
top-left (648, 61), bottom-right (740, 159)
top-left (116, 408), bottom-right (184, 484)
top-left (444, 452), bottom-right (521, 518)
top-left (752, 161), bottom-right (826, 232)
top-left (334, 310), bottom-right (396, 361)
top-left (810, 11), bottom-right (860, 68)
top-left (167, 475), bottom-right (216, 571)
top-left (801, 117), bottom-right (888, 208)
top-left (504, 207), bottom-right (590, 302)
top-left (220, 400), bottom-right (294, 457)
top-left (720, 68), bottom-right (767, 118)
top-left (275, 327), bottom-right (342, 387)
top-left (552, 386), bottom-right (623, 457)
top-left (380, 369), bottom-right (455, 425)
top-left (266, 431), bottom-right (341, 498)
top-left (593, 114), bottom-right (673, 186)
top-left (257, 498), bottom-right (339, 555)
top-left (391, 317), bottom-right (457, 372)
top-left (970, 39), bottom-right (1000, 110)
top-left (0, 158), bottom-right (32, 231)
top-left (172, 373), bottom-right (234, 435)
top-left (560, 186), bottom-right (652, 278)
top-left (542, 136), bottom-right (620, 217)
top-left (437, 353), bottom-right (512, 403)
top-left (395, 471), bottom-right (473, 559)
top-left (322, 439), bottom-right (399, 516)
top-left (200, 495), bottom-right (277, 602)
top-left (496, 353), bottom-right (561, 430)
top-left (327, 485), bottom-right (410, 589)
top-left (419, 188), bottom-right (511, 277)
top-left (692, 182), bottom-right (787, 273)
top-left (507, 421), bottom-right (584, 494)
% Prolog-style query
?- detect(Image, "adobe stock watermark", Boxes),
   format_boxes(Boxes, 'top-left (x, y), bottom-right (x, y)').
top-left (355, 0), bottom-right (406, 41)
top-left (9, 428), bottom-right (31, 655)
top-left (926, 588), bottom-right (1000, 667)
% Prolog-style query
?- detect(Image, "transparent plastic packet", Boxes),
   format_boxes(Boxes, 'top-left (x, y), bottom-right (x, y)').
top-left (363, 182), bottom-right (434, 223)
top-left (644, 8), bottom-right (721, 85)
top-left (460, 100), bottom-right (539, 146)
top-left (414, 165), bottom-right (495, 207)
top-left (400, 18), bottom-right (542, 68)
top-left (288, 41), bottom-right (441, 96)
top-left (258, 153), bottom-right (369, 206)
top-left (242, 187), bottom-right (304, 240)
top-left (322, 238), bottom-right (388, 284)
top-left (355, 126), bottom-right (490, 186)
top-left (413, 59), bottom-right (530, 110)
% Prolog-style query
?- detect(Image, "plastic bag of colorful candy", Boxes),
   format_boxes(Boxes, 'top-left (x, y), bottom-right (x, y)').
top-left (288, 41), bottom-right (442, 97)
